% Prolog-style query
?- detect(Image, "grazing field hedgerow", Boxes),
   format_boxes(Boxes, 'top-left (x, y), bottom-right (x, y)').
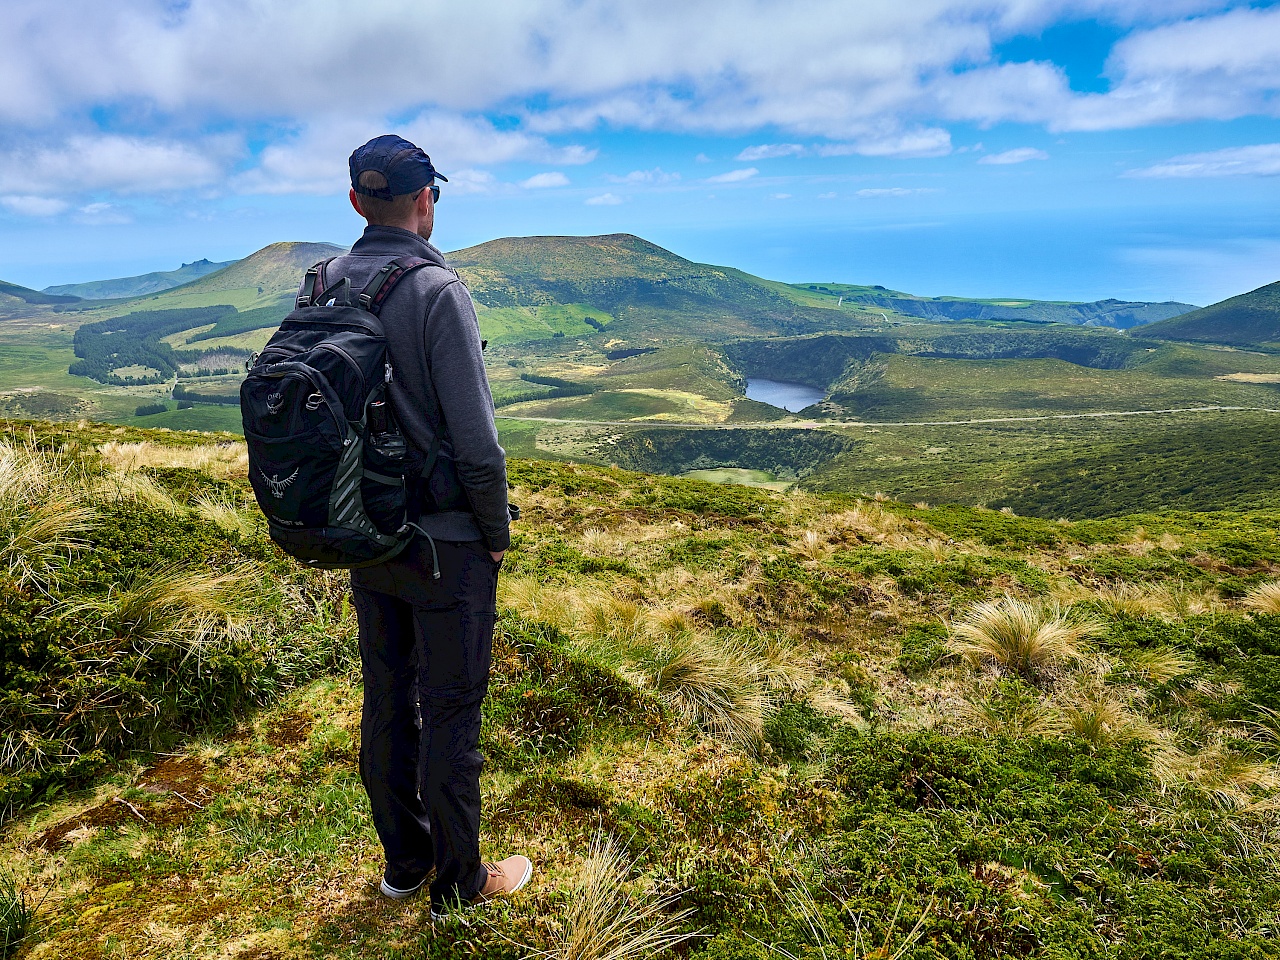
top-left (1, 419), bottom-right (1279, 959)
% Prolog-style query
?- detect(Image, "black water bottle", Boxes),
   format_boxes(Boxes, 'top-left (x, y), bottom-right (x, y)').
top-left (367, 400), bottom-right (388, 434)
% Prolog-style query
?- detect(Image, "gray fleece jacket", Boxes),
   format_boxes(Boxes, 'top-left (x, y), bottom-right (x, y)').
top-left (316, 225), bottom-right (510, 552)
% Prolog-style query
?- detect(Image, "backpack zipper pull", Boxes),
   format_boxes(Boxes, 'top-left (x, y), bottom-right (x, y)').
top-left (385, 362), bottom-right (394, 384)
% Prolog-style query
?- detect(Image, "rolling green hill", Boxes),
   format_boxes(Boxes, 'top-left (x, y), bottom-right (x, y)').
top-left (1131, 279), bottom-right (1280, 348)
top-left (0, 280), bottom-right (79, 318)
top-left (43, 258), bottom-right (236, 300)
top-left (450, 233), bottom-right (861, 340)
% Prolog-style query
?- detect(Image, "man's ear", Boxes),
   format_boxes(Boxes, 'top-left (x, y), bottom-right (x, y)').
top-left (349, 188), bottom-right (366, 218)
top-left (416, 188), bottom-right (433, 218)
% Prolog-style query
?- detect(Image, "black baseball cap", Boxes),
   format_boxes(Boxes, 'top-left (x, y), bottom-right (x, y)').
top-left (349, 134), bottom-right (448, 200)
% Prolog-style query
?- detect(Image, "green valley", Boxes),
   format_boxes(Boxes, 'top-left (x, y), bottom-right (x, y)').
top-left (1, 232), bottom-right (1278, 522)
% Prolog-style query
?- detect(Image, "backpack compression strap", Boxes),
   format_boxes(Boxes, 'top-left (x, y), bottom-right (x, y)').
top-left (357, 257), bottom-right (431, 314)
top-left (296, 257), bottom-right (339, 308)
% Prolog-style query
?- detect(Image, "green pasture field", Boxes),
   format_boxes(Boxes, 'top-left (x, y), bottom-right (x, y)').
top-left (124, 404), bottom-right (246, 432)
top-left (477, 302), bottom-right (613, 343)
top-left (682, 466), bottom-right (792, 490)
top-left (501, 389), bottom-right (687, 421)
top-left (842, 354), bottom-right (1280, 421)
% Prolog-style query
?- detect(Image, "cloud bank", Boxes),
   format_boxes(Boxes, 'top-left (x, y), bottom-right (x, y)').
top-left (1, 1), bottom-right (1278, 209)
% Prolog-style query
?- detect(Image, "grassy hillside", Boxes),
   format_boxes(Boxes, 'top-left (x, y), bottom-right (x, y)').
top-left (3, 420), bottom-right (1280, 959)
top-left (802, 410), bottom-right (1280, 514)
top-left (43, 259), bottom-right (236, 300)
top-left (451, 233), bottom-right (868, 340)
top-left (1133, 280), bottom-right (1280, 348)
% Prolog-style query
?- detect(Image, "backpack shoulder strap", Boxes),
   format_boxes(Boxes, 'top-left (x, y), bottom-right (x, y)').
top-left (357, 256), bottom-right (432, 314)
top-left (296, 257), bottom-right (338, 308)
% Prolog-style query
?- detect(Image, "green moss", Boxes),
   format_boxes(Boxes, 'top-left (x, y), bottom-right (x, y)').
top-left (896, 622), bottom-right (950, 677)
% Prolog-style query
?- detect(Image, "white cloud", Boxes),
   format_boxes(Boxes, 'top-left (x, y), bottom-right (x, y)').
top-left (606, 167), bottom-right (680, 184)
top-left (585, 192), bottom-right (623, 205)
top-left (978, 147), bottom-right (1049, 165)
top-left (0, 134), bottom-right (231, 196)
top-left (1, 195), bottom-right (69, 216)
top-left (521, 171), bottom-right (570, 188)
top-left (771, 193), bottom-right (792, 200)
top-left (705, 168), bottom-right (758, 184)
top-left (817, 191), bottom-right (838, 199)
top-left (694, 153), bottom-right (712, 163)
top-left (1127, 143), bottom-right (1280, 179)
top-left (816, 127), bottom-right (952, 159)
top-left (855, 187), bottom-right (937, 197)
top-left (737, 143), bottom-right (804, 161)
top-left (75, 201), bottom-right (131, 224)
top-left (235, 113), bottom-right (594, 196)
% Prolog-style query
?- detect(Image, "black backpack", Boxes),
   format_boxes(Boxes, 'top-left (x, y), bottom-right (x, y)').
top-left (241, 256), bottom-right (438, 570)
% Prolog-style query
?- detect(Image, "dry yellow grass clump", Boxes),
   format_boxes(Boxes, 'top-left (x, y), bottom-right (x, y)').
top-left (1243, 581), bottom-right (1280, 615)
top-left (948, 596), bottom-right (1100, 680)
top-left (0, 442), bottom-right (95, 586)
top-left (538, 834), bottom-right (697, 960)
top-left (97, 440), bottom-right (249, 477)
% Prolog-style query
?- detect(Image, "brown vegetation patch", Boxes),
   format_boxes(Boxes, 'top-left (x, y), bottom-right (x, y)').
top-left (33, 757), bottom-right (220, 850)
top-left (264, 711), bottom-right (314, 748)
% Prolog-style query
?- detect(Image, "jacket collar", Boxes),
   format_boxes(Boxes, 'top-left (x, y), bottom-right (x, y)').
top-left (350, 224), bottom-right (449, 267)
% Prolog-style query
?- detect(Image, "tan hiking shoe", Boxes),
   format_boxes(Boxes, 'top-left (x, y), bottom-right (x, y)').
top-left (476, 855), bottom-right (533, 902)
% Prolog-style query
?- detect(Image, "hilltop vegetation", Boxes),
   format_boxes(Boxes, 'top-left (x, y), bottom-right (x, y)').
top-left (3, 420), bottom-right (1280, 958)
top-left (1133, 280), bottom-right (1280, 349)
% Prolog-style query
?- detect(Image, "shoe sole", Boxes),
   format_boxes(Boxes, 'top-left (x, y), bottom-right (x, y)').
top-left (380, 877), bottom-right (427, 900)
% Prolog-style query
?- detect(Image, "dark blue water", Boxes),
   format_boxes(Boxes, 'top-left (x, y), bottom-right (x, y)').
top-left (745, 378), bottom-right (825, 412)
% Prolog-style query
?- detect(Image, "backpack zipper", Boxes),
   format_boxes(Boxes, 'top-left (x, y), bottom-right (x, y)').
top-left (316, 343), bottom-right (366, 396)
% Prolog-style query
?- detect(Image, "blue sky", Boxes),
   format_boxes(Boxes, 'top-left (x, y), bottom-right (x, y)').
top-left (2, 1), bottom-right (1279, 306)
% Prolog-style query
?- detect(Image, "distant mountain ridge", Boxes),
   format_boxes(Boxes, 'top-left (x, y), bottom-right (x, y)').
top-left (43, 259), bottom-right (237, 300)
top-left (843, 291), bottom-right (1197, 329)
top-left (1131, 280), bottom-right (1280, 348)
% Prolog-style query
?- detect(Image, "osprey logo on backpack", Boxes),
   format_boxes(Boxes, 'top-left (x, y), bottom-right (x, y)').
top-left (240, 255), bottom-right (440, 571)
top-left (260, 467), bottom-right (299, 499)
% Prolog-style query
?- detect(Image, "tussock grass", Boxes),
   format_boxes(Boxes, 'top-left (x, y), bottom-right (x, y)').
top-left (948, 597), bottom-right (1100, 680)
top-left (97, 440), bottom-right (249, 477)
top-left (758, 882), bottom-right (930, 960)
top-left (93, 470), bottom-right (183, 515)
top-left (1154, 742), bottom-right (1280, 809)
top-left (538, 833), bottom-right (697, 960)
top-left (793, 530), bottom-right (834, 562)
top-left (77, 560), bottom-right (261, 652)
top-left (1091, 581), bottom-right (1221, 620)
top-left (1243, 581), bottom-right (1280, 615)
top-left (1126, 647), bottom-right (1198, 684)
top-left (0, 872), bottom-right (31, 960)
top-left (639, 636), bottom-right (768, 750)
top-left (0, 443), bottom-right (95, 588)
top-left (959, 687), bottom-right (1066, 738)
top-left (193, 491), bottom-right (257, 538)
top-left (1061, 681), bottom-right (1157, 751)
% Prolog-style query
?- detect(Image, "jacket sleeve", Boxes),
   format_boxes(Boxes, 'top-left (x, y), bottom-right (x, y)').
top-left (424, 279), bottom-right (511, 552)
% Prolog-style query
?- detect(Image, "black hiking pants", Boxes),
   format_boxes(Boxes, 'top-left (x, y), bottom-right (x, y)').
top-left (351, 537), bottom-right (499, 908)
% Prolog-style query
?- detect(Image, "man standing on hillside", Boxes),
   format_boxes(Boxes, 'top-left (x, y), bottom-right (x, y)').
top-left (331, 134), bottom-right (530, 916)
